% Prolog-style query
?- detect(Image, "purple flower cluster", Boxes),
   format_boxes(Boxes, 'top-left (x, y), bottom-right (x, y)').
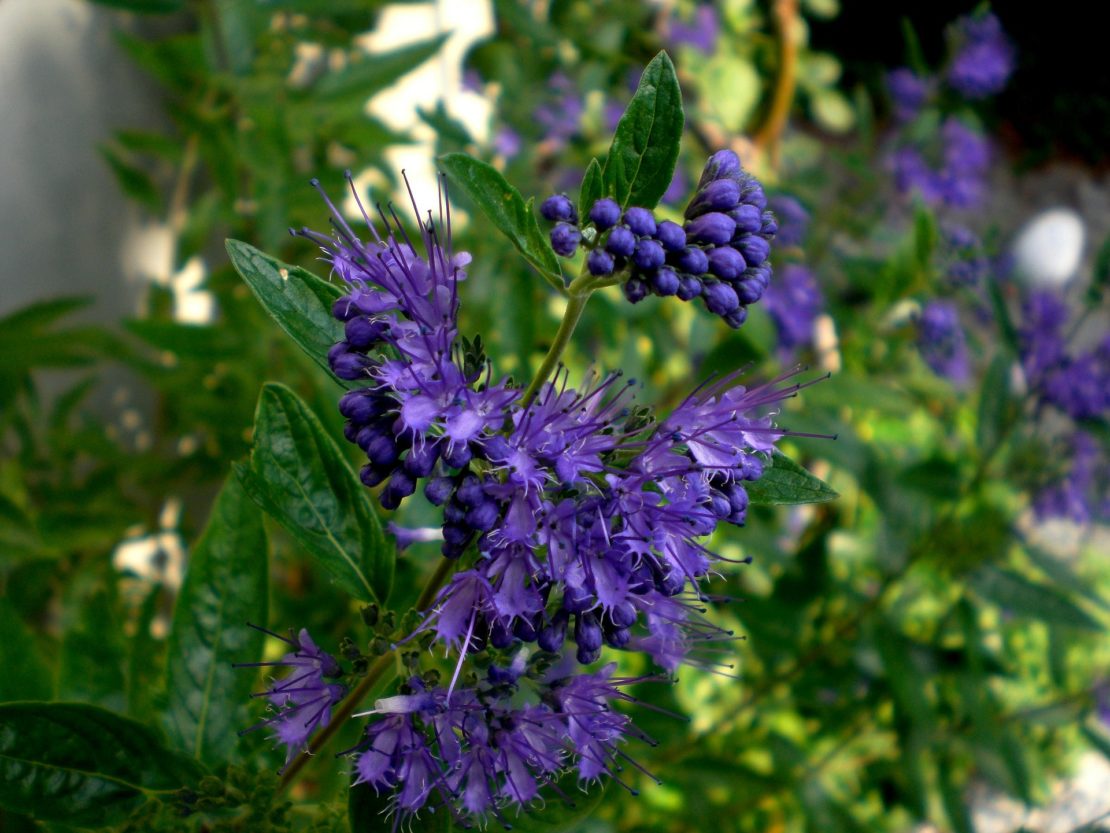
top-left (886, 68), bottom-right (932, 123)
top-left (300, 172), bottom-right (804, 669)
top-left (534, 72), bottom-right (584, 149)
top-left (1016, 290), bottom-right (1110, 523)
top-left (917, 300), bottom-right (970, 384)
top-left (416, 364), bottom-right (799, 671)
top-left (1033, 432), bottom-right (1109, 525)
top-left (542, 150), bottom-right (777, 329)
top-left (1019, 290), bottom-right (1110, 421)
top-left (941, 224), bottom-right (990, 286)
top-left (276, 169), bottom-right (820, 822)
top-left (891, 118), bottom-right (991, 210)
top-left (301, 177), bottom-right (521, 546)
top-left (667, 3), bottom-right (720, 54)
top-left (947, 12), bottom-right (1015, 100)
top-left (353, 662), bottom-right (652, 825)
top-left (237, 627), bottom-right (346, 767)
top-left (763, 264), bottom-right (823, 357)
top-left (768, 195), bottom-right (809, 249)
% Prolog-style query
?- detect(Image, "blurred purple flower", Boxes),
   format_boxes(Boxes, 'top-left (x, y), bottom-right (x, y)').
top-left (492, 126), bottom-right (521, 159)
top-left (763, 264), bottom-right (822, 355)
top-left (917, 300), bottom-right (969, 383)
top-left (668, 4), bottom-right (720, 54)
top-left (947, 12), bottom-right (1015, 99)
top-left (887, 68), bottom-right (932, 122)
top-left (768, 195), bottom-right (809, 248)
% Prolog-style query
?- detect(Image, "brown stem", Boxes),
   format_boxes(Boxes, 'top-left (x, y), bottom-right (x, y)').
top-left (278, 557), bottom-right (458, 792)
top-left (278, 651), bottom-right (393, 790)
top-left (752, 0), bottom-right (800, 168)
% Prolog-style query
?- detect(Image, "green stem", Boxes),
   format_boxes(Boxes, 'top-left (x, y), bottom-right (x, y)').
top-left (520, 287), bottom-right (592, 407)
top-left (415, 556), bottom-right (456, 612)
top-left (277, 557), bottom-right (458, 792)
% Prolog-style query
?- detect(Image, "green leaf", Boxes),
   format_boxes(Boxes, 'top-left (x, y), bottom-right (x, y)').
top-left (875, 627), bottom-right (933, 725)
top-left (238, 383), bottom-right (393, 603)
top-left (0, 598), bottom-right (51, 702)
top-left (438, 153), bottom-right (563, 291)
top-left (912, 202), bottom-right (937, 270)
top-left (694, 54), bottom-right (760, 135)
top-left (315, 35), bottom-right (449, 101)
top-left (58, 571), bottom-right (127, 711)
top-left (985, 279), bottom-right (1020, 357)
top-left (164, 475), bottom-right (268, 765)
top-left (225, 239), bottom-right (346, 380)
top-left (938, 759), bottom-right (975, 833)
top-left (746, 453), bottom-right (839, 506)
top-left (99, 145), bottom-right (161, 213)
top-left (124, 319), bottom-right (237, 360)
top-left (601, 51), bottom-right (684, 210)
top-left (969, 566), bottom-right (1102, 631)
top-left (0, 703), bottom-right (202, 826)
top-left (418, 101), bottom-right (475, 151)
top-left (1081, 724), bottom-right (1110, 764)
top-left (0, 297), bottom-right (91, 333)
top-left (578, 157), bottom-right (604, 223)
top-left (977, 355), bottom-right (1014, 452)
top-left (1023, 540), bottom-right (1110, 612)
top-left (126, 585), bottom-right (164, 719)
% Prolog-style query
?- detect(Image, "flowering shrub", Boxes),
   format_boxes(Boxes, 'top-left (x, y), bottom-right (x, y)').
top-left (3, 4), bottom-right (1110, 833)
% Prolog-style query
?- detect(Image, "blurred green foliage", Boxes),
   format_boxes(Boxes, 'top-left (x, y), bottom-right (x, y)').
top-left (2, 2), bottom-right (1109, 833)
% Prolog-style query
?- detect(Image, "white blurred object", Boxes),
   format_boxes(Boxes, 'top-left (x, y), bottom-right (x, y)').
top-left (1011, 208), bottom-right (1086, 287)
top-left (361, 1), bottom-right (495, 206)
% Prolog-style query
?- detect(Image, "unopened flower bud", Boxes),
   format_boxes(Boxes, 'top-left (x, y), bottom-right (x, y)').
top-left (588, 198), bottom-right (621, 230)
top-left (685, 212), bottom-right (736, 245)
top-left (540, 193), bottom-right (576, 223)
top-left (623, 207), bottom-right (657, 237)
top-left (550, 222), bottom-right (580, 257)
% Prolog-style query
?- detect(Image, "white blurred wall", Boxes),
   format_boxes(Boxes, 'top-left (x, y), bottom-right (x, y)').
top-left (0, 0), bottom-right (163, 321)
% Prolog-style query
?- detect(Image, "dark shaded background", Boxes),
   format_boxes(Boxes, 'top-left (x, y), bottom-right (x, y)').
top-left (811, 3), bottom-right (1109, 166)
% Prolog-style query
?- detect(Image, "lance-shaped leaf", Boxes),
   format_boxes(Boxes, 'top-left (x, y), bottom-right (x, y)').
top-left (0, 703), bottom-right (202, 826)
top-left (601, 51), bottom-right (684, 211)
top-left (238, 383), bottom-right (393, 603)
top-left (314, 35), bottom-right (449, 101)
top-left (438, 152), bottom-right (564, 292)
top-left (0, 599), bottom-right (51, 702)
top-left (746, 452), bottom-right (838, 506)
top-left (163, 475), bottom-right (268, 765)
top-left (225, 239), bottom-right (345, 379)
top-left (578, 157), bottom-right (604, 222)
top-left (969, 565), bottom-right (1102, 631)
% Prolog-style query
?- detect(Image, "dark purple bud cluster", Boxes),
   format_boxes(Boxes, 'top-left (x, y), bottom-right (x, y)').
top-left (678, 149), bottom-right (777, 327)
top-left (538, 150), bottom-right (775, 328)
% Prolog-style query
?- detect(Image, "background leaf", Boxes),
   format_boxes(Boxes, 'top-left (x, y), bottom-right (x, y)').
top-left (226, 239), bottom-right (345, 380)
top-left (0, 598), bottom-right (51, 702)
top-left (315, 36), bottom-right (450, 101)
top-left (238, 383), bottom-right (393, 603)
top-left (601, 51), bottom-right (684, 210)
top-left (977, 355), bottom-right (1014, 452)
top-left (163, 475), bottom-right (268, 765)
top-left (0, 703), bottom-right (202, 826)
top-left (969, 566), bottom-right (1102, 631)
top-left (438, 152), bottom-right (564, 291)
